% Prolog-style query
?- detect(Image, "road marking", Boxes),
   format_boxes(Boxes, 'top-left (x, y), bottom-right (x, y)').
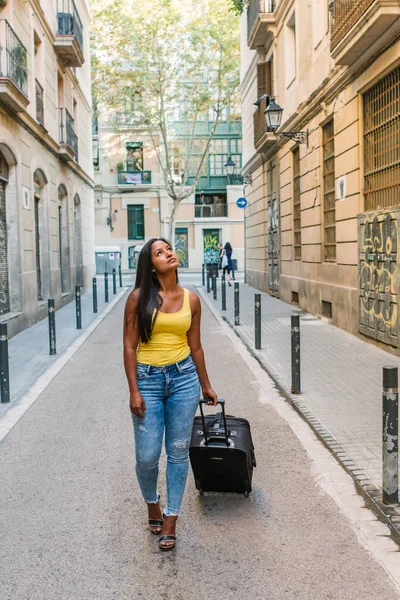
top-left (200, 288), bottom-right (400, 591)
top-left (0, 289), bottom-right (129, 444)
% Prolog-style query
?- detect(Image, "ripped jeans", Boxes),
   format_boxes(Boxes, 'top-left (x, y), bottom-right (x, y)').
top-left (131, 355), bottom-right (200, 516)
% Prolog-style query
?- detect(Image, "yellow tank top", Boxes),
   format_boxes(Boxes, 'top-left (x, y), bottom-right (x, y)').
top-left (136, 288), bottom-right (192, 366)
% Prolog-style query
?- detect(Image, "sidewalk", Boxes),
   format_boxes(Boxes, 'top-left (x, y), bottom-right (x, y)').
top-left (199, 280), bottom-right (400, 520)
top-left (0, 276), bottom-right (133, 421)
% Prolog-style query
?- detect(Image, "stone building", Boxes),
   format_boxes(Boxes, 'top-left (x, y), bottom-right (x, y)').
top-left (93, 109), bottom-right (244, 271)
top-left (241, 0), bottom-right (400, 348)
top-left (0, 0), bottom-right (94, 337)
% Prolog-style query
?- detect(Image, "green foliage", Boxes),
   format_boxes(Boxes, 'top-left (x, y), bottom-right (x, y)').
top-left (116, 162), bottom-right (124, 171)
top-left (229, 0), bottom-right (246, 15)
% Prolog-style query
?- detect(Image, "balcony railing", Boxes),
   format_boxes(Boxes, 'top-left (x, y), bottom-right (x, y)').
top-left (195, 204), bottom-right (228, 218)
top-left (57, 0), bottom-right (83, 52)
top-left (59, 107), bottom-right (78, 157)
top-left (0, 19), bottom-right (28, 97)
top-left (331, 0), bottom-right (374, 49)
top-left (35, 79), bottom-right (44, 125)
top-left (247, 0), bottom-right (275, 41)
top-left (118, 170), bottom-right (152, 184)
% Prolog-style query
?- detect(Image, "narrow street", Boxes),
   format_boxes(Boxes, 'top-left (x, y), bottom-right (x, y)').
top-left (1, 291), bottom-right (399, 600)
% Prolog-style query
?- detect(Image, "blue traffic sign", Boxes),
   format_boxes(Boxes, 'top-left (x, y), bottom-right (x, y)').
top-left (236, 197), bottom-right (248, 209)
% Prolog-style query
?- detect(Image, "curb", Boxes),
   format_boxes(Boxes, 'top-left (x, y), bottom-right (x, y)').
top-left (0, 287), bottom-right (129, 444)
top-left (198, 285), bottom-right (400, 543)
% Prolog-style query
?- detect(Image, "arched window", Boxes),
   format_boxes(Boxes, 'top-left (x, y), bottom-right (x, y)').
top-left (58, 184), bottom-right (70, 293)
top-left (0, 151), bottom-right (10, 315)
top-left (74, 194), bottom-right (83, 287)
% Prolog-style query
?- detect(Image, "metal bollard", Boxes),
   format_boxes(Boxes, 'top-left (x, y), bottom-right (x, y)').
top-left (119, 264), bottom-right (123, 288)
top-left (234, 282), bottom-right (240, 326)
top-left (92, 277), bottom-right (98, 313)
top-left (0, 323), bottom-right (10, 403)
top-left (104, 271), bottom-right (109, 303)
top-left (206, 267), bottom-right (211, 293)
top-left (212, 274), bottom-right (217, 300)
top-left (255, 294), bottom-right (261, 350)
top-left (112, 268), bottom-right (117, 295)
top-left (48, 298), bottom-right (56, 356)
top-left (222, 274), bottom-right (226, 311)
top-left (291, 314), bottom-right (301, 394)
top-left (75, 285), bottom-right (82, 329)
top-left (383, 366), bottom-right (399, 504)
top-left (202, 264), bottom-right (205, 286)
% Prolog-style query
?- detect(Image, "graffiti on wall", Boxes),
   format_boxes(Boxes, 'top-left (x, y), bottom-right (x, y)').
top-left (358, 210), bottom-right (399, 345)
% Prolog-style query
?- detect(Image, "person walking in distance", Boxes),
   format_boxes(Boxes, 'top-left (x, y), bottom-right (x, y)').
top-left (222, 242), bottom-right (235, 286)
top-left (123, 238), bottom-right (218, 551)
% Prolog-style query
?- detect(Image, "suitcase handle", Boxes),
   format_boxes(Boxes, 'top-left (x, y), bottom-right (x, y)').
top-left (199, 399), bottom-right (230, 447)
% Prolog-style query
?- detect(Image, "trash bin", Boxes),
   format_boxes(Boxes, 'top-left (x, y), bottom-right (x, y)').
top-left (206, 263), bottom-right (219, 278)
top-left (232, 259), bottom-right (238, 271)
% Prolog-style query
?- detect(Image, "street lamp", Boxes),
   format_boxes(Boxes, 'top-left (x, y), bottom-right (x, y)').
top-left (255, 95), bottom-right (308, 144)
top-left (224, 156), bottom-right (236, 184)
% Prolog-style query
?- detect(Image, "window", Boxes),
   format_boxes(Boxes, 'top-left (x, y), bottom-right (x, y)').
top-left (293, 147), bottom-right (301, 260)
top-left (127, 205), bottom-right (144, 240)
top-left (285, 13), bottom-right (296, 87)
top-left (322, 120), bottom-right (336, 261)
top-left (126, 142), bottom-right (143, 172)
top-left (363, 66), bottom-right (400, 211)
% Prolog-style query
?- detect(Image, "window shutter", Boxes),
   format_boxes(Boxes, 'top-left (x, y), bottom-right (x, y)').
top-left (257, 63), bottom-right (267, 100)
top-left (257, 61), bottom-right (273, 101)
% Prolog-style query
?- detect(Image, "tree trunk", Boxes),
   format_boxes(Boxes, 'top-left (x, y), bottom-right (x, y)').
top-left (168, 200), bottom-right (180, 246)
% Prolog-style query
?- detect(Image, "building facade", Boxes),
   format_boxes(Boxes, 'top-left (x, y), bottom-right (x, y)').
top-left (241, 0), bottom-right (400, 348)
top-left (0, 0), bottom-right (94, 337)
top-left (94, 110), bottom-right (245, 271)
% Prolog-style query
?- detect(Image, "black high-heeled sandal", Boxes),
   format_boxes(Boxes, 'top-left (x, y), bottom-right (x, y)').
top-left (159, 513), bottom-right (177, 550)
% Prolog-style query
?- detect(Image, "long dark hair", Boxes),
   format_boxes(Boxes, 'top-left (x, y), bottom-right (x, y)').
top-left (224, 242), bottom-right (232, 252)
top-left (134, 237), bottom-right (178, 343)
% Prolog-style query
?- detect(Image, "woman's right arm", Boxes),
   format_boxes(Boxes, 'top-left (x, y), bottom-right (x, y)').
top-left (123, 289), bottom-right (146, 419)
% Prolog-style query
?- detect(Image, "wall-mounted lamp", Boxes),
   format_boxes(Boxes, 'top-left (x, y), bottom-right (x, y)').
top-left (113, 209), bottom-right (118, 221)
top-left (255, 94), bottom-right (308, 145)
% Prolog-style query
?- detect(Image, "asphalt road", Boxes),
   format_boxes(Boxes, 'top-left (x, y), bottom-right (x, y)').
top-left (0, 290), bottom-right (399, 599)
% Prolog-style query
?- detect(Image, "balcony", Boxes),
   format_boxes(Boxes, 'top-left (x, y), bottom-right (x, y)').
top-left (54, 0), bottom-right (84, 68)
top-left (0, 20), bottom-right (29, 112)
top-left (247, 0), bottom-right (276, 50)
top-left (253, 96), bottom-right (277, 153)
top-left (118, 170), bottom-right (152, 185)
top-left (58, 108), bottom-right (78, 162)
top-left (195, 203), bottom-right (228, 218)
top-left (35, 79), bottom-right (44, 126)
top-left (331, 0), bottom-right (400, 65)
top-left (115, 112), bottom-right (137, 127)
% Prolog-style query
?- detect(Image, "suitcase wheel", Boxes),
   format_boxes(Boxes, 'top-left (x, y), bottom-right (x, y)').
top-left (195, 479), bottom-right (203, 495)
top-left (244, 481), bottom-right (251, 497)
top-left (244, 491), bottom-right (249, 498)
top-left (199, 489), bottom-right (204, 495)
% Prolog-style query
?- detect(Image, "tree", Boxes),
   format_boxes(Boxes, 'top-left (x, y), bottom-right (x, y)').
top-left (91, 0), bottom-right (241, 242)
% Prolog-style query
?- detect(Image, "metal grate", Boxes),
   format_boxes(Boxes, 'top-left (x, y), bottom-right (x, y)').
top-left (293, 147), bottom-right (301, 261)
top-left (363, 65), bottom-right (400, 212)
top-left (323, 120), bottom-right (336, 261)
top-left (331, 0), bottom-right (374, 49)
top-left (0, 180), bottom-right (10, 315)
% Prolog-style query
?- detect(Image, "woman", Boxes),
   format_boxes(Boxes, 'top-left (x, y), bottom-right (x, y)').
top-left (222, 242), bottom-right (235, 286)
top-left (123, 238), bottom-right (218, 551)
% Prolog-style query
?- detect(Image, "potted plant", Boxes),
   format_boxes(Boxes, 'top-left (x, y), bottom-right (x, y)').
top-left (116, 162), bottom-right (125, 171)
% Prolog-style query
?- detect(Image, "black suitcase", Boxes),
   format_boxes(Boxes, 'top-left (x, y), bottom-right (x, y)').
top-left (189, 399), bottom-right (256, 496)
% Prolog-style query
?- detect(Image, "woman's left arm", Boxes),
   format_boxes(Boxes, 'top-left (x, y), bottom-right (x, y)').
top-left (187, 292), bottom-right (218, 406)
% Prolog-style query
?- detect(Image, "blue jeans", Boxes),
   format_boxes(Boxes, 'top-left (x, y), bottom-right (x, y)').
top-left (131, 355), bottom-right (200, 516)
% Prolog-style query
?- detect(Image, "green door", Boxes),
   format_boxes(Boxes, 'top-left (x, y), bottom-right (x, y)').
top-left (203, 229), bottom-right (220, 264)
